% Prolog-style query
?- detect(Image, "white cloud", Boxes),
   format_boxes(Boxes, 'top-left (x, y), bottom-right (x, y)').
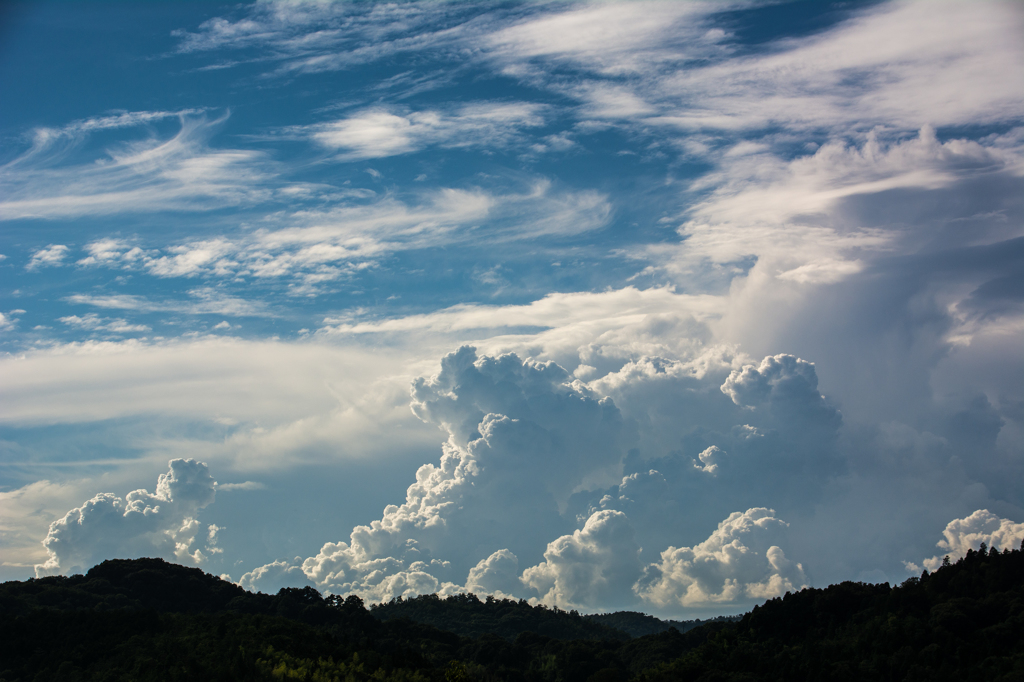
top-left (174, 2), bottom-right (433, 55)
top-left (27, 244), bottom-right (69, 270)
top-left (635, 508), bottom-right (807, 609)
top-left (34, 458), bottom-right (217, 576)
top-left (0, 113), bottom-right (273, 220)
top-left (216, 481), bottom-right (265, 491)
top-left (3, 0), bottom-right (1020, 614)
top-left (318, 286), bottom-right (719, 348)
top-left (238, 558), bottom-right (314, 593)
top-left (911, 509), bottom-right (1024, 572)
top-left (77, 239), bottom-right (147, 267)
top-left (309, 102), bottom-right (546, 160)
top-left (299, 347), bottom-right (634, 602)
top-left (65, 288), bottom-right (270, 318)
top-left (0, 336), bottom-right (390, 425)
top-left (680, 127), bottom-right (1021, 261)
top-left (521, 509), bottom-right (642, 609)
top-left (145, 239), bottom-right (238, 278)
top-left (0, 312), bottom-right (17, 332)
top-left (721, 354), bottom-right (827, 412)
top-left (465, 549), bottom-right (520, 598)
top-left (0, 335), bottom-right (438, 483)
top-left (0, 479), bottom-right (97, 571)
top-left (621, 125), bottom-right (1024, 433)
top-left (663, 1), bottom-right (1024, 132)
top-left (485, 1), bottom-right (730, 77)
top-left (502, 2), bottom-right (1024, 133)
top-left (66, 182), bottom-right (609, 294)
top-left (694, 446), bottom-right (722, 475)
top-left (59, 313), bottom-right (150, 334)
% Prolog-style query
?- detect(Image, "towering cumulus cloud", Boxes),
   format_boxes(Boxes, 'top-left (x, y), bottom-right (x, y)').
top-left (635, 508), bottom-right (808, 608)
top-left (522, 509), bottom-right (642, 609)
top-left (255, 346), bottom-right (816, 614)
top-left (35, 459), bottom-right (217, 576)
top-left (299, 347), bottom-right (634, 601)
top-left (909, 509), bottom-right (1024, 572)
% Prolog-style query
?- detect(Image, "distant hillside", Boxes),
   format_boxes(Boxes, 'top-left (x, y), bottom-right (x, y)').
top-left (371, 593), bottom-right (630, 641)
top-left (370, 595), bottom-right (740, 641)
top-left (1, 543), bottom-right (1021, 681)
top-left (585, 611), bottom-right (740, 638)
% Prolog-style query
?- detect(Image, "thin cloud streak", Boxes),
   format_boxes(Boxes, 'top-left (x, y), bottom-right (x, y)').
top-left (0, 113), bottom-right (274, 221)
top-left (66, 182), bottom-right (610, 294)
top-left (65, 289), bottom-right (272, 318)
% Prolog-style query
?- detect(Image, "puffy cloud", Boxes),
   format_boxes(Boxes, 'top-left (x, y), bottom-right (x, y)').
top-left (410, 346), bottom-right (632, 488)
top-left (521, 510), bottom-right (642, 609)
top-left (912, 509), bottom-right (1024, 572)
top-left (0, 479), bottom-right (97, 574)
top-left (465, 549), bottom-right (520, 598)
top-left (694, 446), bottom-right (722, 476)
top-left (299, 347), bottom-right (634, 602)
top-left (238, 558), bottom-right (315, 593)
top-left (635, 508), bottom-right (807, 609)
top-left (26, 244), bottom-right (69, 269)
top-left (721, 355), bottom-right (840, 442)
top-left (723, 354), bottom-right (825, 410)
top-left (583, 351), bottom-right (843, 526)
top-left (34, 459), bottom-right (217, 576)
top-left (76, 238), bottom-right (146, 267)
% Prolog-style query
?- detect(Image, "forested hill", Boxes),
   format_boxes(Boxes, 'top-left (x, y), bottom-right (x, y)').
top-left (1, 543), bottom-right (1022, 681)
top-left (370, 596), bottom-right (736, 640)
top-left (585, 612), bottom-right (740, 638)
top-left (371, 593), bottom-right (631, 641)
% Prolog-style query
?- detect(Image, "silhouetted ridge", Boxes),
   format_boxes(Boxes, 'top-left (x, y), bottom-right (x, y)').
top-left (1, 543), bottom-right (1021, 681)
top-left (585, 611), bottom-right (740, 638)
top-left (371, 592), bottom-right (630, 641)
top-left (637, 541), bottom-right (1024, 681)
top-left (83, 557), bottom-right (249, 612)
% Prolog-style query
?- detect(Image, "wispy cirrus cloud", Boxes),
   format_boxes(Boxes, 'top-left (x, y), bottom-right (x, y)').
top-left (65, 288), bottom-right (271, 318)
top-left (305, 102), bottom-right (547, 160)
top-left (172, 1), bottom-right (474, 77)
top-left (485, 2), bottom-right (1024, 135)
top-left (0, 113), bottom-right (274, 221)
top-left (170, 2), bottom-right (1024, 152)
top-left (484, 1), bottom-right (735, 76)
top-left (59, 313), bottom-right (150, 334)
top-left (68, 181), bottom-right (610, 294)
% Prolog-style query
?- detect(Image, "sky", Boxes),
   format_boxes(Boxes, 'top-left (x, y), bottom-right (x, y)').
top-left (1, 0), bottom-right (1023, 617)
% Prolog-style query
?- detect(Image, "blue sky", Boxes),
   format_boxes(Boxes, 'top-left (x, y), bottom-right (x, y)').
top-left (1, 0), bottom-right (1023, 616)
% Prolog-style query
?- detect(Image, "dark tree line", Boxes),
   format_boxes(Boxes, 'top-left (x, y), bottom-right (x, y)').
top-left (1, 542), bottom-right (1021, 681)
